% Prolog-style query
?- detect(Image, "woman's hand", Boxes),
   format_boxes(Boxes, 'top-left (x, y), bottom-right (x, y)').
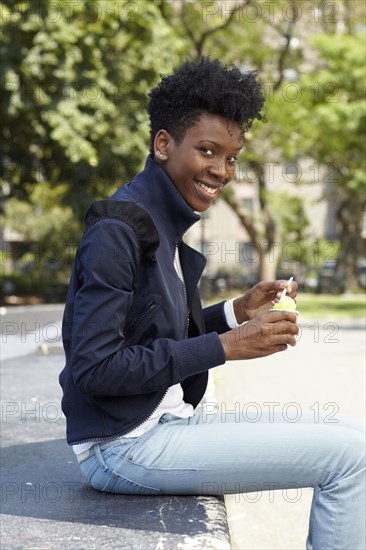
top-left (219, 310), bottom-right (299, 361)
top-left (232, 280), bottom-right (298, 324)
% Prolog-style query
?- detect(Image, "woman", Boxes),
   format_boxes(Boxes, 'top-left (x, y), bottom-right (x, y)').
top-left (60, 58), bottom-right (365, 549)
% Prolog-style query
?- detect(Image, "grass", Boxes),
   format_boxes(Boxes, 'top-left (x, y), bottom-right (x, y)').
top-left (296, 293), bottom-right (365, 319)
top-left (206, 292), bottom-right (365, 319)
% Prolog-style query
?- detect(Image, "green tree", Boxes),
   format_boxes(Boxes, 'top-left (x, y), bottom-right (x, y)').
top-left (271, 31), bottom-right (366, 288)
top-left (306, 33), bottom-right (365, 289)
top-left (1, 182), bottom-right (82, 283)
top-left (1, 0), bottom-right (182, 220)
top-left (3, 0), bottom-right (364, 292)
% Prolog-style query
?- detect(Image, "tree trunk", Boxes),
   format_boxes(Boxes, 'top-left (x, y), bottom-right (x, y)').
top-left (336, 196), bottom-right (364, 290)
top-left (250, 161), bottom-right (281, 281)
top-left (260, 243), bottom-right (281, 281)
top-left (222, 184), bottom-right (280, 282)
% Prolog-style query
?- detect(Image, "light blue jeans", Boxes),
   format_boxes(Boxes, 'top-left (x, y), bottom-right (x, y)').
top-left (79, 409), bottom-right (365, 550)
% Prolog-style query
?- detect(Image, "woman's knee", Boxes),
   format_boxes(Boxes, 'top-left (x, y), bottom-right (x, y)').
top-left (329, 424), bottom-right (365, 476)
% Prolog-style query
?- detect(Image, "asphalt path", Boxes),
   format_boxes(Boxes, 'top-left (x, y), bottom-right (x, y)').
top-left (1, 306), bottom-right (364, 549)
top-left (214, 316), bottom-right (365, 550)
top-left (0, 305), bottom-right (230, 550)
top-left (1, 304), bottom-right (64, 360)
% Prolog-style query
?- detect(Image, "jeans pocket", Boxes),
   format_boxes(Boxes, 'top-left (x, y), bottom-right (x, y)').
top-left (101, 470), bottom-right (161, 495)
top-left (80, 441), bottom-right (162, 494)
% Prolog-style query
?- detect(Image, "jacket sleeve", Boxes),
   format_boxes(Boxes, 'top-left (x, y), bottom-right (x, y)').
top-left (70, 219), bottom-right (226, 397)
top-left (203, 301), bottom-right (231, 334)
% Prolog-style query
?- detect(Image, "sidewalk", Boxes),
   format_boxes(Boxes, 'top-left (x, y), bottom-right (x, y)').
top-left (0, 304), bottom-right (64, 360)
top-left (0, 306), bottom-right (230, 549)
top-left (1, 306), bottom-right (364, 549)
top-left (214, 316), bottom-right (365, 550)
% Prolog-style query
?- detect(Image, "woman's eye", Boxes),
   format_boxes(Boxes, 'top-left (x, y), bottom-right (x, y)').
top-left (227, 156), bottom-right (237, 164)
top-left (200, 147), bottom-right (214, 156)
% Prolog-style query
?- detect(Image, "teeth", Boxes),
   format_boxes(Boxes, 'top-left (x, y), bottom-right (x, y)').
top-left (196, 180), bottom-right (219, 195)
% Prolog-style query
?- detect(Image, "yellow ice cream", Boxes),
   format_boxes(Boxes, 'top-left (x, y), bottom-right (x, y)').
top-left (272, 295), bottom-right (298, 312)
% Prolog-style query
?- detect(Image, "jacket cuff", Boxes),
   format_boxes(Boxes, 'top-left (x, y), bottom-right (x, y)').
top-left (203, 300), bottom-right (231, 334)
top-left (174, 332), bottom-right (226, 379)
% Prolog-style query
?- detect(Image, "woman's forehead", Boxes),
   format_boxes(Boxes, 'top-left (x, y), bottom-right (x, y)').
top-left (185, 113), bottom-right (243, 147)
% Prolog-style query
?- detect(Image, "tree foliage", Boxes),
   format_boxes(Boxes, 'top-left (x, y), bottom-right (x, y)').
top-left (1, 0), bottom-right (365, 289)
top-left (1, 0), bottom-right (182, 222)
top-left (269, 30), bottom-right (366, 287)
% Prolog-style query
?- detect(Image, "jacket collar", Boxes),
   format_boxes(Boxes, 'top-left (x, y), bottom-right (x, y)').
top-left (126, 155), bottom-right (201, 245)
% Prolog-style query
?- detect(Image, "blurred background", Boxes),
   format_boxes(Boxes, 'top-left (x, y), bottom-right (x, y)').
top-left (1, 0), bottom-right (365, 312)
top-left (1, 3), bottom-right (365, 549)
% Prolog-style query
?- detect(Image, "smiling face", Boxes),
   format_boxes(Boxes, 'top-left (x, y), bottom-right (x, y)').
top-left (154, 113), bottom-right (243, 212)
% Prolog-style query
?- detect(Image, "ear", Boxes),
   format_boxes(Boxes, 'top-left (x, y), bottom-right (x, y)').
top-left (153, 129), bottom-right (173, 162)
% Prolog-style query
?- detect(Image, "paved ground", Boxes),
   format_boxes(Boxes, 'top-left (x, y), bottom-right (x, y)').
top-left (1, 305), bottom-right (364, 549)
top-left (214, 316), bottom-right (365, 550)
top-left (0, 304), bottom-right (65, 360)
top-left (0, 306), bottom-right (230, 550)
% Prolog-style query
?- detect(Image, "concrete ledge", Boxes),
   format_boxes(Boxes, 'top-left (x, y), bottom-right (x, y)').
top-left (1, 353), bottom-right (231, 549)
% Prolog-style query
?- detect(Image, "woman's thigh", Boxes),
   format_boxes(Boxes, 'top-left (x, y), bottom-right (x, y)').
top-left (83, 410), bottom-right (365, 496)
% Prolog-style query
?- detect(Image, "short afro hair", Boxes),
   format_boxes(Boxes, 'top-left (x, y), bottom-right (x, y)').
top-left (147, 57), bottom-right (265, 154)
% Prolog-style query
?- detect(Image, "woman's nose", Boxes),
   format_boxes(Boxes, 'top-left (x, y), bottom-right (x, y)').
top-left (206, 161), bottom-right (233, 184)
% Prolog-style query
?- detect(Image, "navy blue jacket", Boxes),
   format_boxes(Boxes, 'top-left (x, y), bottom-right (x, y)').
top-left (60, 155), bottom-right (229, 445)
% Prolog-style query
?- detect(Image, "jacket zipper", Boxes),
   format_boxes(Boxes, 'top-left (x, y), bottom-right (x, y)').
top-left (183, 282), bottom-right (189, 339)
top-left (174, 243), bottom-right (190, 339)
top-left (72, 388), bottom-right (168, 445)
top-left (124, 298), bottom-right (157, 340)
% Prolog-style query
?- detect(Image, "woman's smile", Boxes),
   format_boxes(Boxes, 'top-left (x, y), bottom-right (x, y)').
top-left (193, 177), bottom-right (223, 199)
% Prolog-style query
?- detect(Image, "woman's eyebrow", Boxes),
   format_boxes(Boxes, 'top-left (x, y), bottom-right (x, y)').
top-left (198, 139), bottom-right (243, 151)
